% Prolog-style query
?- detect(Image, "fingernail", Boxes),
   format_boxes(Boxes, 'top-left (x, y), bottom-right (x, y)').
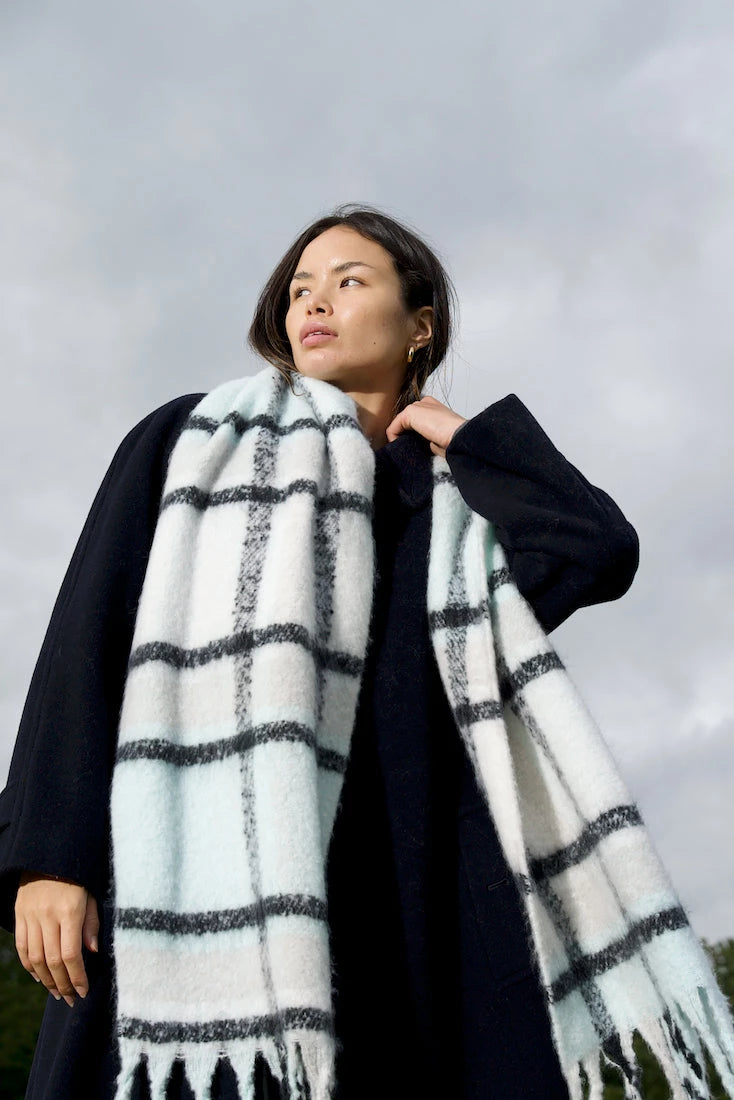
top-left (51, 991), bottom-right (61, 1001)
top-left (76, 988), bottom-right (88, 999)
top-left (32, 975), bottom-right (41, 983)
top-left (90, 935), bottom-right (98, 952)
top-left (63, 995), bottom-right (75, 1007)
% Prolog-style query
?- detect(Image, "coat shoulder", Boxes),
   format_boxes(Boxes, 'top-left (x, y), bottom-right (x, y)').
top-left (116, 392), bottom-right (206, 473)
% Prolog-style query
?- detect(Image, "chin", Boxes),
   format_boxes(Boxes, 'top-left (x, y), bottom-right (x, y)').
top-left (294, 359), bottom-right (341, 376)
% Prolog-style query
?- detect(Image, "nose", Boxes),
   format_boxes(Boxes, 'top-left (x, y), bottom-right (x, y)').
top-left (305, 286), bottom-right (332, 315)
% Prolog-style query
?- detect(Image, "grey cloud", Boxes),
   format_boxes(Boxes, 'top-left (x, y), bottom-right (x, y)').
top-left (1, 0), bottom-right (733, 939)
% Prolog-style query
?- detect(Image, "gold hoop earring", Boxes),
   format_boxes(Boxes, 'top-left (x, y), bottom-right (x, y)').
top-left (407, 346), bottom-right (415, 364)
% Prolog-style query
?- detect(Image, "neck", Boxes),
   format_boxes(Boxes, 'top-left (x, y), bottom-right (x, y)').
top-left (348, 392), bottom-right (400, 453)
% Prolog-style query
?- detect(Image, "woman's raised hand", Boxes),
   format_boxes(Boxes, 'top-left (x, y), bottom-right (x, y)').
top-left (14, 871), bottom-right (99, 1006)
top-left (384, 394), bottom-right (468, 459)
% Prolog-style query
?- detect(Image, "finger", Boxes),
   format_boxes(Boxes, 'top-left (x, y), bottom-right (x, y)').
top-left (82, 894), bottom-right (100, 954)
top-left (26, 918), bottom-right (61, 1000)
top-left (14, 916), bottom-right (41, 984)
top-left (385, 420), bottom-right (401, 442)
top-left (385, 408), bottom-right (411, 441)
top-left (60, 907), bottom-right (90, 998)
top-left (42, 920), bottom-right (77, 1006)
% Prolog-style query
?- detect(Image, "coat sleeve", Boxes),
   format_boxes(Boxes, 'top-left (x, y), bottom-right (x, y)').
top-left (0, 393), bottom-right (205, 933)
top-left (445, 393), bottom-right (640, 634)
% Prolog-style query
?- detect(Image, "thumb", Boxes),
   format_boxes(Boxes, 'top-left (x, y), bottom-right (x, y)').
top-left (82, 894), bottom-right (100, 953)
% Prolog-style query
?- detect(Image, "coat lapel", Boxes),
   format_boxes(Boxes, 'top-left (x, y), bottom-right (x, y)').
top-left (376, 430), bottom-right (433, 510)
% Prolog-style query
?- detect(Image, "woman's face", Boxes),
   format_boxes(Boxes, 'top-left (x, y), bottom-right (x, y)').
top-left (284, 225), bottom-right (426, 398)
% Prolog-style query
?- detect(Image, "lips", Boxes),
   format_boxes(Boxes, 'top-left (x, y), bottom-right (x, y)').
top-left (302, 332), bottom-right (336, 346)
top-left (300, 321), bottom-right (337, 343)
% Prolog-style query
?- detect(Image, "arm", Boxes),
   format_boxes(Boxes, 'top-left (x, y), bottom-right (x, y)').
top-left (445, 394), bottom-right (639, 633)
top-left (0, 392), bottom-right (204, 934)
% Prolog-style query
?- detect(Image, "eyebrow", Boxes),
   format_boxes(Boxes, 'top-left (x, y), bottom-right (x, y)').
top-left (290, 260), bottom-right (377, 283)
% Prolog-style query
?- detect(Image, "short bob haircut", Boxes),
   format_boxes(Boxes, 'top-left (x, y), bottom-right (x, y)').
top-left (247, 202), bottom-right (458, 418)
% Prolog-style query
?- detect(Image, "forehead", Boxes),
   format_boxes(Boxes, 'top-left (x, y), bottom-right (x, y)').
top-left (294, 225), bottom-right (392, 272)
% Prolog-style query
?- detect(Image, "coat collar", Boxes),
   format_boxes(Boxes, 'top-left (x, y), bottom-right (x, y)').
top-left (375, 429), bottom-right (433, 510)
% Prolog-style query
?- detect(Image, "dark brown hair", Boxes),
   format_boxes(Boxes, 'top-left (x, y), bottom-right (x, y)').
top-left (247, 202), bottom-right (458, 417)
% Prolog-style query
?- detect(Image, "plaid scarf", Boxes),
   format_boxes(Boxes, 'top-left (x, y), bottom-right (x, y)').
top-left (110, 364), bottom-right (734, 1100)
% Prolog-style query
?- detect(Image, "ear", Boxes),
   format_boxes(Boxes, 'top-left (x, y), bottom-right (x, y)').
top-left (410, 305), bottom-right (434, 349)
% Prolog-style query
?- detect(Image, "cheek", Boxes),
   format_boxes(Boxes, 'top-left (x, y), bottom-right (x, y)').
top-left (352, 303), bottom-right (405, 346)
top-left (285, 309), bottom-right (299, 346)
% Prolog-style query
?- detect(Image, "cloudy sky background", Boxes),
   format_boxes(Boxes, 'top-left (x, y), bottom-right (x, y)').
top-left (2, 2), bottom-right (732, 940)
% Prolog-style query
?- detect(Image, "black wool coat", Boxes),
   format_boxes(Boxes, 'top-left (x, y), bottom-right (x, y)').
top-left (0, 392), bottom-right (640, 1100)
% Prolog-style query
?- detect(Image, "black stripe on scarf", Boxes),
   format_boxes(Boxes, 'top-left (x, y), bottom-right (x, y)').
top-left (454, 698), bottom-right (504, 725)
top-left (161, 481), bottom-right (372, 519)
top-left (500, 652), bottom-right (565, 702)
top-left (185, 409), bottom-right (358, 442)
top-left (549, 905), bottom-right (689, 1003)
top-left (529, 805), bottom-right (644, 882)
top-left (116, 893), bottom-right (328, 933)
top-left (116, 725), bottom-right (348, 773)
top-left (428, 599), bottom-right (489, 631)
top-left (427, 568), bottom-right (511, 631)
top-left (120, 1006), bottom-right (334, 1043)
top-left (128, 623), bottom-right (363, 676)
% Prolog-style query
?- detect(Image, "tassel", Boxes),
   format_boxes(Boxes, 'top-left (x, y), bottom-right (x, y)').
top-left (297, 1033), bottom-right (337, 1100)
top-left (182, 1049), bottom-right (221, 1100)
top-left (697, 987), bottom-right (734, 1095)
top-left (114, 1046), bottom-right (142, 1100)
top-left (589, 1010), bottom-right (734, 1100)
top-left (566, 1060), bottom-right (586, 1100)
top-left (581, 1051), bottom-right (604, 1100)
top-left (147, 1052), bottom-right (176, 1100)
top-left (229, 1039), bottom-right (283, 1100)
top-left (286, 1037), bottom-right (306, 1098)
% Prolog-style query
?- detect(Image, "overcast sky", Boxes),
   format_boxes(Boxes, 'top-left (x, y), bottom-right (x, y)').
top-left (1, 1), bottom-right (732, 941)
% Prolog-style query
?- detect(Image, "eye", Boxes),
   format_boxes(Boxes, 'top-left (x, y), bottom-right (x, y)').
top-left (291, 276), bottom-right (362, 300)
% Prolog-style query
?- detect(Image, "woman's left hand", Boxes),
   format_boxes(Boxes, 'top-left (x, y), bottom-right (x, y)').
top-left (385, 396), bottom-right (468, 459)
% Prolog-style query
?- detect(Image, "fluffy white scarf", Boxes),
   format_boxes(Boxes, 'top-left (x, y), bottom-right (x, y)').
top-left (109, 364), bottom-right (734, 1100)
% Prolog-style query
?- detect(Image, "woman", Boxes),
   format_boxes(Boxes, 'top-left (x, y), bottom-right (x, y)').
top-left (0, 204), bottom-right (640, 1098)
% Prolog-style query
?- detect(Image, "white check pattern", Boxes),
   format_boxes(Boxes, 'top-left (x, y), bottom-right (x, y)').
top-left (110, 364), bottom-right (734, 1100)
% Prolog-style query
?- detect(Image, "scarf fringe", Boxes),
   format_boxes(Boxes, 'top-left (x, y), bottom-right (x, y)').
top-left (567, 990), bottom-right (734, 1100)
top-left (115, 1034), bottom-right (337, 1100)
